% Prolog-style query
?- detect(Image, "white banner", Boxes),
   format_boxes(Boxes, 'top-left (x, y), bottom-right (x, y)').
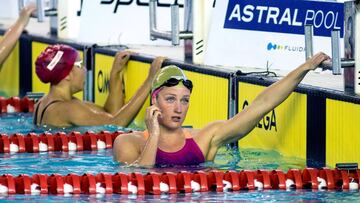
top-left (0, 0), bottom-right (19, 19)
top-left (204, 0), bottom-right (344, 71)
top-left (78, 0), bottom-right (184, 45)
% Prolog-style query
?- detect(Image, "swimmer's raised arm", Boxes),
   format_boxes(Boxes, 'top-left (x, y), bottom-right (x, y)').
top-left (204, 53), bottom-right (330, 150)
top-left (0, 4), bottom-right (36, 67)
top-left (58, 56), bottom-right (165, 126)
top-left (108, 56), bottom-right (165, 125)
top-left (103, 51), bottom-right (130, 114)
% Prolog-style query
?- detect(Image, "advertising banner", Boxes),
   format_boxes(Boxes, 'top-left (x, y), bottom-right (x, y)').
top-left (238, 82), bottom-right (307, 159)
top-left (79, 0), bottom-right (185, 45)
top-left (204, 0), bottom-right (344, 71)
top-left (326, 99), bottom-right (360, 167)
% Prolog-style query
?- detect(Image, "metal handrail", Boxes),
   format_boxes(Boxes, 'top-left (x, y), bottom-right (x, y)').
top-left (18, 0), bottom-right (57, 22)
top-left (149, 0), bottom-right (193, 45)
top-left (304, 24), bottom-right (354, 74)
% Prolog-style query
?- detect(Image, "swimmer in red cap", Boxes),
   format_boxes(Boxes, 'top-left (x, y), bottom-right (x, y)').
top-left (0, 4), bottom-right (36, 69)
top-left (113, 52), bottom-right (330, 166)
top-left (34, 44), bottom-right (165, 127)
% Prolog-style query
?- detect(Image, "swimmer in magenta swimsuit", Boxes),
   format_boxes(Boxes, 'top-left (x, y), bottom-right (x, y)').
top-left (113, 53), bottom-right (330, 166)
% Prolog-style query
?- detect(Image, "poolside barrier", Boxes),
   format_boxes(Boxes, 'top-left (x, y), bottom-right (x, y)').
top-left (0, 131), bottom-right (123, 153)
top-left (0, 169), bottom-right (359, 195)
top-left (0, 97), bottom-right (34, 113)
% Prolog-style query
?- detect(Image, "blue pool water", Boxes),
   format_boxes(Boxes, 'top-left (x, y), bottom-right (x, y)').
top-left (0, 113), bottom-right (359, 202)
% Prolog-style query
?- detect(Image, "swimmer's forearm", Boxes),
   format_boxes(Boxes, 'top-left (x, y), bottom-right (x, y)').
top-left (0, 18), bottom-right (27, 66)
top-left (104, 71), bottom-right (125, 114)
top-left (113, 76), bottom-right (153, 126)
top-left (135, 132), bottom-right (159, 166)
top-left (253, 63), bottom-right (309, 111)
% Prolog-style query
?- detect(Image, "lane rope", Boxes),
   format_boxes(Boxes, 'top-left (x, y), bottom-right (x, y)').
top-left (0, 96), bottom-right (34, 113)
top-left (0, 169), bottom-right (358, 195)
top-left (1, 131), bottom-right (123, 153)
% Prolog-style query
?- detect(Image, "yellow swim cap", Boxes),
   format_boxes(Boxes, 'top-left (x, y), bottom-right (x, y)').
top-left (151, 65), bottom-right (192, 93)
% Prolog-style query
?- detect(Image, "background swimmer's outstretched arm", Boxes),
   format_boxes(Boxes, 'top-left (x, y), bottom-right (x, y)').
top-left (58, 56), bottom-right (165, 126)
top-left (110, 56), bottom-right (165, 125)
top-left (0, 4), bottom-right (35, 68)
top-left (203, 53), bottom-right (330, 153)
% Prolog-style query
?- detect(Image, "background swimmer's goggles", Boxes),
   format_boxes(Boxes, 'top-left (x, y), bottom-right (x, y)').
top-left (159, 78), bottom-right (193, 92)
top-left (74, 60), bottom-right (83, 69)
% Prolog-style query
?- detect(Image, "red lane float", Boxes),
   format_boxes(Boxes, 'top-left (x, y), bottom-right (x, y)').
top-left (14, 174), bottom-right (32, 194)
top-left (64, 174), bottom-right (81, 194)
top-left (0, 97), bottom-right (35, 113)
top-left (0, 131), bottom-right (125, 154)
top-left (270, 170), bottom-right (287, 189)
top-left (0, 169), bottom-right (358, 195)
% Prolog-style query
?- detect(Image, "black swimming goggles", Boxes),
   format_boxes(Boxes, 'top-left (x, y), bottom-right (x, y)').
top-left (159, 78), bottom-right (193, 92)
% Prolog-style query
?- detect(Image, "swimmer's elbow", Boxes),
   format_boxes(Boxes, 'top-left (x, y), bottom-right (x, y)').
top-left (113, 149), bottom-right (136, 164)
top-left (109, 113), bottom-right (130, 126)
top-left (113, 136), bottom-right (139, 164)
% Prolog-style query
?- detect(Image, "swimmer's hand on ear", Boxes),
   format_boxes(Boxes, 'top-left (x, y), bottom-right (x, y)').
top-left (145, 105), bottom-right (162, 137)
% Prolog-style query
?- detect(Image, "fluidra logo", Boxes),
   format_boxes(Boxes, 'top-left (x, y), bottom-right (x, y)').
top-left (267, 42), bottom-right (304, 52)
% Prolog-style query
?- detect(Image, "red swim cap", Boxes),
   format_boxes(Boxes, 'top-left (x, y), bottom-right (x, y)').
top-left (35, 44), bottom-right (78, 85)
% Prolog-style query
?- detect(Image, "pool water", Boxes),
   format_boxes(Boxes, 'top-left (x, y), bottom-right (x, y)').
top-left (0, 113), bottom-right (359, 202)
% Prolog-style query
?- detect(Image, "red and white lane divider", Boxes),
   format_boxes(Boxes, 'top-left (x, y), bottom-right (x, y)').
top-left (0, 97), bottom-right (34, 113)
top-left (0, 131), bottom-right (124, 153)
top-left (0, 169), bottom-right (358, 195)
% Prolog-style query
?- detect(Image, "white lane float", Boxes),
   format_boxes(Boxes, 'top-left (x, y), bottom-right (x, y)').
top-left (128, 181), bottom-right (138, 194)
top-left (6, 104), bottom-right (15, 113)
top-left (254, 179), bottom-right (264, 190)
top-left (97, 140), bottom-right (106, 150)
top-left (38, 141), bottom-right (48, 152)
top-left (286, 179), bottom-right (296, 190)
top-left (0, 184), bottom-right (8, 195)
top-left (349, 178), bottom-right (359, 190)
top-left (96, 183), bottom-right (105, 194)
top-left (9, 142), bottom-right (19, 153)
top-left (63, 183), bottom-right (74, 195)
top-left (159, 181), bottom-right (169, 193)
top-left (68, 141), bottom-right (77, 151)
top-left (30, 183), bottom-right (41, 195)
top-left (190, 180), bottom-right (200, 192)
top-left (223, 180), bottom-right (232, 191)
top-left (317, 177), bottom-right (327, 190)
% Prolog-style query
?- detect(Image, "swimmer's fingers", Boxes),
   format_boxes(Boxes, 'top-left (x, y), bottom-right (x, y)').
top-left (153, 110), bottom-right (162, 119)
top-left (146, 106), bottom-right (161, 119)
top-left (307, 52), bottom-right (331, 70)
top-left (112, 51), bottom-right (131, 73)
top-left (151, 105), bottom-right (161, 117)
top-left (149, 56), bottom-right (166, 77)
top-left (21, 4), bottom-right (36, 16)
top-left (116, 51), bottom-right (131, 65)
top-left (19, 4), bottom-right (36, 25)
top-left (145, 106), bottom-right (161, 135)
